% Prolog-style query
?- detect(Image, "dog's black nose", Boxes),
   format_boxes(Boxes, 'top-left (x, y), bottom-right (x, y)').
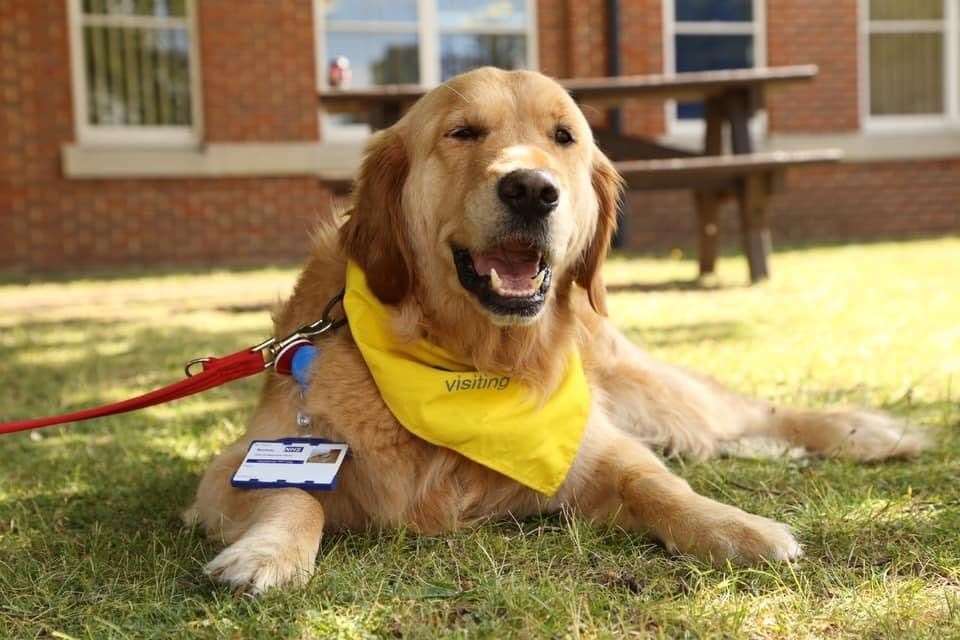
top-left (497, 170), bottom-right (559, 219)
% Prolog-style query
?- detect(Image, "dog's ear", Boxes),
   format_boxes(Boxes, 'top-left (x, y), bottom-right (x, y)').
top-left (575, 148), bottom-right (623, 315)
top-left (339, 128), bottom-right (413, 304)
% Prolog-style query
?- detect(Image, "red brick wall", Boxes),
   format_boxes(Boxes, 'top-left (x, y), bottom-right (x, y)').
top-left (766, 0), bottom-right (861, 133)
top-left (536, 0), bottom-right (570, 78)
top-left (199, 0), bottom-right (319, 142)
top-left (537, 0), bottom-right (663, 135)
top-left (627, 159), bottom-right (960, 251)
top-left (0, 0), bottom-right (328, 274)
top-left (619, 0), bottom-right (665, 137)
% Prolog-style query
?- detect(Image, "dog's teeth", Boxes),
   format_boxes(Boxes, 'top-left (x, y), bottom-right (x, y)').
top-left (489, 268), bottom-right (503, 292)
top-left (531, 270), bottom-right (546, 290)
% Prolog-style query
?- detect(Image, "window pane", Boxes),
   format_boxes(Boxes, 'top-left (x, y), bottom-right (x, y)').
top-left (438, 0), bottom-right (527, 30)
top-left (676, 34), bottom-right (753, 72)
top-left (440, 34), bottom-right (527, 80)
top-left (83, 24), bottom-right (191, 126)
top-left (675, 34), bottom-right (753, 119)
top-left (326, 32), bottom-right (420, 86)
top-left (870, 33), bottom-right (943, 115)
top-left (869, 0), bottom-right (943, 21)
top-left (324, 0), bottom-right (417, 23)
top-left (676, 0), bottom-right (752, 22)
top-left (82, 0), bottom-right (187, 18)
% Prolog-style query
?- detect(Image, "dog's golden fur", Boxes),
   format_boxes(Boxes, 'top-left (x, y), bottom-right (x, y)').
top-left (185, 68), bottom-right (927, 594)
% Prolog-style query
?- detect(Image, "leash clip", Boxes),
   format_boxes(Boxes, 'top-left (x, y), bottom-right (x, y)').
top-left (256, 290), bottom-right (347, 370)
top-left (184, 290), bottom-right (346, 377)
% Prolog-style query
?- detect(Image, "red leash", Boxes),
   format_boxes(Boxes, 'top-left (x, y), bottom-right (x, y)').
top-left (0, 292), bottom-right (346, 437)
top-left (0, 348), bottom-right (267, 435)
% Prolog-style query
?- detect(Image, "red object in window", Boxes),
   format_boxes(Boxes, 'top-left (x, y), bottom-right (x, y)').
top-left (328, 56), bottom-right (352, 89)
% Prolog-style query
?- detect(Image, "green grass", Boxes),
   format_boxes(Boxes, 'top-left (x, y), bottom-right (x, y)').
top-left (1, 238), bottom-right (958, 639)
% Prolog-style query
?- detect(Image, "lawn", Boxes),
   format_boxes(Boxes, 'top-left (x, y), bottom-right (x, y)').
top-left (0, 237), bottom-right (958, 639)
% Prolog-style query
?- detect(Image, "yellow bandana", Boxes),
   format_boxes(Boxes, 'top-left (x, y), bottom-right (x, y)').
top-left (343, 261), bottom-right (591, 495)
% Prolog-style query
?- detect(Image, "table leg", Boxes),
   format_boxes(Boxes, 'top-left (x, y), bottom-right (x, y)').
top-left (703, 96), bottom-right (725, 155)
top-left (737, 174), bottom-right (771, 283)
top-left (725, 89), bottom-right (753, 154)
top-left (694, 190), bottom-right (720, 278)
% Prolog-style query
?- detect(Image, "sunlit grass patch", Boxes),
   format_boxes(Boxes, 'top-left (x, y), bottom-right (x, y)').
top-left (0, 237), bottom-right (957, 638)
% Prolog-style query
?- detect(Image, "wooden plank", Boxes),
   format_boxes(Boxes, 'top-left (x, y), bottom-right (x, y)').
top-left (320, 150), bottom-right (843, 193)
top-left (616, 149), bottom-right (842, 182)
top-left (318, 65), bottom-right (820, 116)
top-left (617, 150), bottom-right (841, 191)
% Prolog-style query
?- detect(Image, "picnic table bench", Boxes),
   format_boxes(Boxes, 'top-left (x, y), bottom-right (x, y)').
top-left (318, 65), bottom-right (842, 283)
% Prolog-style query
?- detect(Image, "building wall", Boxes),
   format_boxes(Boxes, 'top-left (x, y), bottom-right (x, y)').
top-left (627, 159), bottom-right (960, 252)
top-left (199, 0), bottom-right (319, 142)
top-left (766, 0), bottom-right (860, 133)
top-left (2, 0), bottom-right (957, 275)
top-left (0, 0), bottom-right (329, 274)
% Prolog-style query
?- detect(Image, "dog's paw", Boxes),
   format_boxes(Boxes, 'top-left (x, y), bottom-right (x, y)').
top-left (205, 528), bottom-right (318, 595)
top-left (820, 410), bottom-right (930, 462)
top-left (665, 502), bottom-right (802, 565)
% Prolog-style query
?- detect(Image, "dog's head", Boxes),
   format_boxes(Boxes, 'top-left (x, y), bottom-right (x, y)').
top-left (341, 67), bottom-right (623, 327)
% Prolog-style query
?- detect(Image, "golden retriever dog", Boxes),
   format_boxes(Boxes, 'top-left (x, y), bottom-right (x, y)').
top-left (184, 67), bottom-right (927, 594)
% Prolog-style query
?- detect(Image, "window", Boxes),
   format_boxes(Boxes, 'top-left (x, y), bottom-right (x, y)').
top-left (862, 0), bottom-right (960, 127)
top-left (68, 0), bottom-right (201, 145)
top-left (318, 0), bottom-right (537, 139)
top-left (663, 0), bottom-right (766, 130)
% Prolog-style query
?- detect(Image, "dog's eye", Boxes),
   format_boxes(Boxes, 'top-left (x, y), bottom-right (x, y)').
top-left (554, 126), bottom-right (575, 146)
top-left (448, 126), bottom-right (483, 141)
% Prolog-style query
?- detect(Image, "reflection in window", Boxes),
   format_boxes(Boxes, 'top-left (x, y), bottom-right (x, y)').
top-left (322, 1), bottom-right (533, 139)
top-left (324, 0), bottom-right (418, 22)
top-left (438, 0), bottom-right (527, 30)
top-left (325, 33), bottom-right (420, 86)
top-left (440, 34), bottom-right (526, 80)
top-left (324, 0), bottom-right (530, 89)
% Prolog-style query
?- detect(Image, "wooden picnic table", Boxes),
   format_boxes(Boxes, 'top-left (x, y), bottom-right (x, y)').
top-left (318, 65), bottom-right (841, 283)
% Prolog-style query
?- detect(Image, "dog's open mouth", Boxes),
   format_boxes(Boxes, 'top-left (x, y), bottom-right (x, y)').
top-left (452, 241), bottom-right (552, 317)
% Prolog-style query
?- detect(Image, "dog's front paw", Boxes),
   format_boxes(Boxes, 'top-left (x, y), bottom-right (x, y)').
top-left (205, 527), bottom-right (319, 595)
top-left (664, 501), bottom-right (802, 565)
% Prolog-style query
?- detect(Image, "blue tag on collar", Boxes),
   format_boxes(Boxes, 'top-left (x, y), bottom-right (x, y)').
top-left (291, 345), bottom-right (318, 390)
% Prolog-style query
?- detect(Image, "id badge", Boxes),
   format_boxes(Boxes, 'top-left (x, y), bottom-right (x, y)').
top-left (231, 438), bottom-right (348, 490)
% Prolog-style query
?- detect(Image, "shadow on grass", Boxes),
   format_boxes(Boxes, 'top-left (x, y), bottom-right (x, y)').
top-left (632, 320), bottom-right (747, 348)
top-left (0, 321), bottom-right (266, 426)
top-left (607, 279), bottom-right (747, 294)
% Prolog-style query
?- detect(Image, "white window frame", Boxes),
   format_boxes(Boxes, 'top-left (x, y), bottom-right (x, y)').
top-left (859, 0), bottom-right (960, 132)
top-left (662, 0), bottom-right (767, 138)
top-left (66, 0), bottom-right (203, 147)
top-left (315, 0), bottom-right (538, 141)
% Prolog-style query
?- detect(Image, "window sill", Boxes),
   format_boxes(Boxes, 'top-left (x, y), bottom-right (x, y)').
top-left (61, 142), bottom-right (364, 179)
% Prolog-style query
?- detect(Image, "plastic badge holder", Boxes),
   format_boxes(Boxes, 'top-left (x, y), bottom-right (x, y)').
top-left (231, 438), bottom-right (348, 490)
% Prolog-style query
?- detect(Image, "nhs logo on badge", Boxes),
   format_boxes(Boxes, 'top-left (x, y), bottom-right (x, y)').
top-left (284, 446), bottom-right (305, 453)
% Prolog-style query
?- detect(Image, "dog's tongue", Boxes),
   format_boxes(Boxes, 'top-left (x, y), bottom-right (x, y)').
top-left (472, 246), bottom-right (542, 296)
